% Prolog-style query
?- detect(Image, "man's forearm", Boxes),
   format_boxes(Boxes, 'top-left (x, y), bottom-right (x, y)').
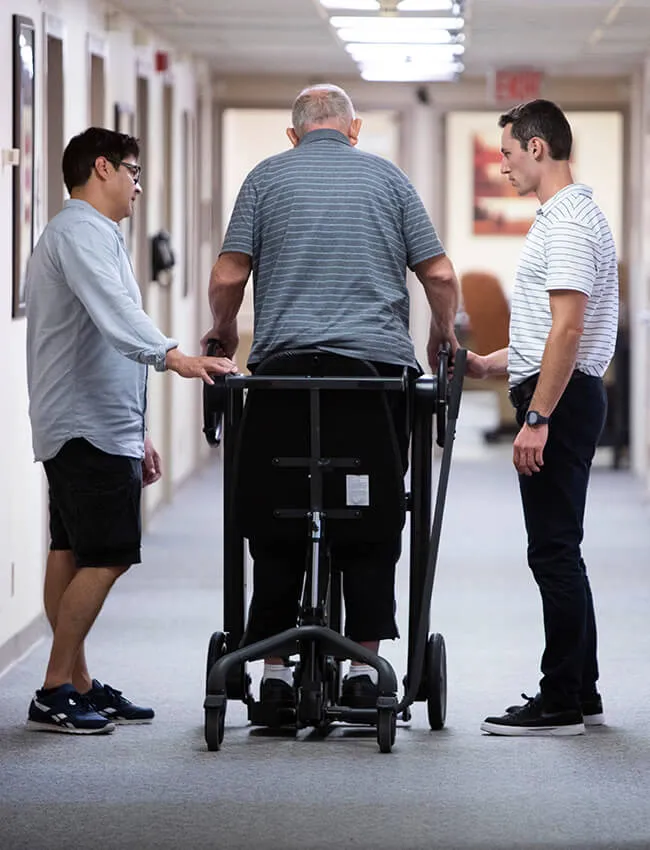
top-left (422, 271), bottom-right (459, 337)
top-left (209, 290), bottom-right (244, 337)
top-left (208, 254), bottom-right (250, 331)
top-left (484, 347), bottom-right (509, 376)
top-left (529, 327), bottom-right (582, 416)
top-left (208, 280), bottom-right (245, 331)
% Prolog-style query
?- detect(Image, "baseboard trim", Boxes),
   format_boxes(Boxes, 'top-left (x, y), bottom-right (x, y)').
top-left (0, 614), bottom-right (47, 679)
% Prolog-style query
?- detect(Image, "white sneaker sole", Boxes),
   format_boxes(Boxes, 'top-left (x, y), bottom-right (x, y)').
top-left (26, 719), bottom-right (116, 735)
top-left (584, 713), bottom-right (605, 727)
top-left (480, 721), bottom-right (585, 736)
top-left (112, 717), bottom-right (154, 725)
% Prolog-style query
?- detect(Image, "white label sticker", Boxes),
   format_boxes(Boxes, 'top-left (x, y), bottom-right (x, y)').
top-left (346, 474), bottom-right (370, 506)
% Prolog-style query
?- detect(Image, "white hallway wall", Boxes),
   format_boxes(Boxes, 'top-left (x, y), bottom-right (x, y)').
top-left (0, 0), bottom-right (213, 662)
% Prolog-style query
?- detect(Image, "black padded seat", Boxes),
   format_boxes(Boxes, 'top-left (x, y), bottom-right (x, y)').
top-left (232, 350), bottom-right (407, 546)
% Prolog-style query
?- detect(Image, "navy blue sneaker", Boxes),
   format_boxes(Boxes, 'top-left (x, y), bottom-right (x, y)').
top-left (27, 683), bottom-right (115, 734)
top-left (87, 680), bottom-right (155, 724)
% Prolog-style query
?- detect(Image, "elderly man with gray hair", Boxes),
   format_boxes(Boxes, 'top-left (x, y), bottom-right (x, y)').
top-left (203, 83), bottom-right (460, 713)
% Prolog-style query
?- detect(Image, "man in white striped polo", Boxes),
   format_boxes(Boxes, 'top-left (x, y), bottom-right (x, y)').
top-left (465, 100), bottom-right (618, 736)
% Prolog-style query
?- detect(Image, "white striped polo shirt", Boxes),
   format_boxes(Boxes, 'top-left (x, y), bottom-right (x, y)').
top-left (221, 128), bottom-right (444, 369)
top-left (508, 183), bottom-right (618, 387)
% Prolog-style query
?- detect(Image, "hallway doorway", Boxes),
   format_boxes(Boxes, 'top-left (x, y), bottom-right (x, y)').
top-left (89, 53), bottom-right (105, 127)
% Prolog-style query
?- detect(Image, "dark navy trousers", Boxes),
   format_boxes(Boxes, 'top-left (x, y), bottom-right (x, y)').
top-left (515, 372), bottom-right (607, 711)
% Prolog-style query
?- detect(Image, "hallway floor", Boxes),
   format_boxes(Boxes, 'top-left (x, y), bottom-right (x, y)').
top-left (1, 392), bottom-right (649, 850)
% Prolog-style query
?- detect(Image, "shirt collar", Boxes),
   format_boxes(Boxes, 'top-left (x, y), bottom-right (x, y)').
top-left (537, 183), bottom-right (592, 216)
top-left (64, 198), bottom-right (121, 231)
top-left (298, 128), bottom-right (352, 147)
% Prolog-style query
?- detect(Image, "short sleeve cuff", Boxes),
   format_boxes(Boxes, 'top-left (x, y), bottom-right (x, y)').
top-left (220, 241), bottom-right (253, 257)
top-left (545, 281), bottom-right (593, 297)
top-left (408, 244), bottom-right (446, 270)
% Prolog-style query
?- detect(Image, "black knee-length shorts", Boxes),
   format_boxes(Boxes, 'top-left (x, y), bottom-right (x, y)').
top-left (43, 438), bottom-right (142, 568)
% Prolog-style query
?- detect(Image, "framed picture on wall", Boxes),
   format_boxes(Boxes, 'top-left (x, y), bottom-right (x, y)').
top-left (472, 132), bottom-right (537, 236)
top-left (12, 14), bottom-right (36, 318)
top-left (445, 111), bottom-right (622, 304)
top-left (472, 130), bottom-right (577, 236)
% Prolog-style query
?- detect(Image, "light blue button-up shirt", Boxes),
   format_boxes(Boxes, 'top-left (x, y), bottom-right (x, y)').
top-left (26, 199), bottom-right (178, 461)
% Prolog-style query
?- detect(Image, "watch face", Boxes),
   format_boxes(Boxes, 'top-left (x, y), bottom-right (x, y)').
top-left (527, 410), bottom-right (547, 426)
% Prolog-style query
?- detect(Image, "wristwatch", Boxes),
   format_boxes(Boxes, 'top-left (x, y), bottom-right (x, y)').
top-left (525, 410), bottom-right (550, 427)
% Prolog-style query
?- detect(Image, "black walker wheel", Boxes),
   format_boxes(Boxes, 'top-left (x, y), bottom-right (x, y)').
top-left (426, 633), bottom-right (447, 730)
top-left (205, 704), bottom-right (226, 751)
top-left (377, 709), bottom-right (396, 753)
top-left (205, 631), bottom-right (227, 694)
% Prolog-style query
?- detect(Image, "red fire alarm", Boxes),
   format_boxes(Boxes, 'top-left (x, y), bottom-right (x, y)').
top-left (154, 50), bottom-right (169, 73)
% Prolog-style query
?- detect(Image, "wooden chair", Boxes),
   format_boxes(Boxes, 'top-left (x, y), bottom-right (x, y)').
top-left (460, 271), bottom-right (517, 442)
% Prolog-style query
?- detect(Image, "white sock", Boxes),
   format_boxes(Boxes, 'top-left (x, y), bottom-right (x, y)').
top-left (347, 664), bottom-right (378, 684)
top-left (262, 663), bottom-right (293, 685)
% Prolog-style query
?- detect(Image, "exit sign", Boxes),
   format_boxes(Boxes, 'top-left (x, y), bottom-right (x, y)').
top-left (492, 69), bottom-right (544, 105)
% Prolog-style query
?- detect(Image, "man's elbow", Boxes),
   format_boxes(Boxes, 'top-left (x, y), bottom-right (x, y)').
top-left (553, 321), bottom-right (584, 344)
top-left (210, 253), bottom-right (251, 291)
top-left (420, 255), bottom-right (457, 285)
top-left (421, 258), bottom-right (460, 307)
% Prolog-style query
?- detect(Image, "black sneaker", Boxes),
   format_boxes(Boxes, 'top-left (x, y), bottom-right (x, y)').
top-left (87, 680), bottom-right (154, 724)
top-left (580, 694), bottom-right (605, 727)
top-left (340, 674), bottom-right (378, 709)
top-left (27, 683), bottom-right (115, 735)
top-left (259, 678), bottom-right (296, 710)
top-left (482, 693), bottom-right (585, 736)
top-left (506, 692), bottom-right (605, 727)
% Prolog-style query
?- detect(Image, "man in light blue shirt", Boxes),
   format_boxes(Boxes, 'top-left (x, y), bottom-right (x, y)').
top-left (25, 126), bottom-right (236, 735)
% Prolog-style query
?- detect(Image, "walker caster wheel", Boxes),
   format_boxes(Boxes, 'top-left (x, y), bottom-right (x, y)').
top-left (206, 631), bottom-right (227, 694)
top-left (426, 633), bottom-right (447, 730)
top-left (377, 709), bottom-right (396, 753)
top-left (205, 704), bottom-right (226, 751)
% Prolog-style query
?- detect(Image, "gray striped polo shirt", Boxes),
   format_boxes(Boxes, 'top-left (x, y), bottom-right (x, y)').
top-left (508, 183), bottom-right (618, 387)
top-left (221, 128), bottom-right (444, 369)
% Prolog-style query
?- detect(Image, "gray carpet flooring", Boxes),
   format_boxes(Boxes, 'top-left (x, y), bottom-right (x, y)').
top-left (1, 394), bottom-right (649, 850)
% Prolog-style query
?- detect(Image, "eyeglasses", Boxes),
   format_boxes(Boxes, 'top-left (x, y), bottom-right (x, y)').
top-left (108, 159), bottom-right (142, 184)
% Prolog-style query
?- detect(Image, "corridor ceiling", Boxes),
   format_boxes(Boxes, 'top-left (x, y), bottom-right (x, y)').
top-left (114, 0), bottom-right (650, 78)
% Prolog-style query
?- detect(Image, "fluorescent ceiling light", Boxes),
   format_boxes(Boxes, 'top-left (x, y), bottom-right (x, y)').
top-left (319, 0), bottom-right (379, 8)
top-left (345, 43), bottom-right (464, 61)
top-left (361, 67), bottom-right (460, 81)
top-left (329, 15), bottom-right (464, 30)
top-left (359, 58), bottom-right (463, 80)
top-left (337, 27), bottom-right (461, 43)
top-left (396, 0), bottom-right (454, 9)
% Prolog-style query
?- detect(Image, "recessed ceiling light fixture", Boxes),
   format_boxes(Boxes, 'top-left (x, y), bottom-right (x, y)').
top-left (330, 15), bottom-right (464, 30)
top-left (323, 0), bottom-right (466, 82)
top-left (319, 0), bottom-right (380, 9)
